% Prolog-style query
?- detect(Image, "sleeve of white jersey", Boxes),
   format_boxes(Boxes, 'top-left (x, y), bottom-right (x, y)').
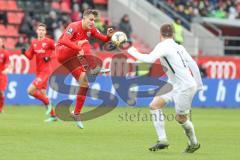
top-left (127, 44), bottom-right (161, 63)
top-left (181, 46), bottom-right (203, 90)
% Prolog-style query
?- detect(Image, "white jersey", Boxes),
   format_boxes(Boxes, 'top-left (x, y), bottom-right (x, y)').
top-left (128, 39), bottom-right (203, 91)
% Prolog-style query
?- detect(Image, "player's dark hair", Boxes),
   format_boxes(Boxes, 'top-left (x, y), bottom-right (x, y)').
top-left (160, 24), bottom-right (173, 38)
top-left (83, 9), bottom-right (98, 18)
top-left (37, 23), bottom-right (47, 29)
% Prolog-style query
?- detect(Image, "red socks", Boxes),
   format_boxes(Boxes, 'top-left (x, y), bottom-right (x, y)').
top-left (32, 90), bottom-right (49, 105)
top-left (0, 95), bottom-right (4, 112)
top-left (74, 87), bottom-right (88, 115)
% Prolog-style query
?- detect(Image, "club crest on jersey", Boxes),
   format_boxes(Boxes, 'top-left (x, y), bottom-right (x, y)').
top-left (42, 43), bottom-right (47, 48)
top-left (34, 44), bottom-right (37, 48)
top-left (67, 28), bottom-right (74, 35)
top-left (87, 31), bottom-right (91, 37)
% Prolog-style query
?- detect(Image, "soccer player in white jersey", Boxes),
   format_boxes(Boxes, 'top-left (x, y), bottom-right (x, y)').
top-left (127, 24), bottom-right (203, 153)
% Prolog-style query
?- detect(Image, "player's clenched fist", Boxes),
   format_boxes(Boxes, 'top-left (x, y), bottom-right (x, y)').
top-left (107, 28), bottom-right (114, 37)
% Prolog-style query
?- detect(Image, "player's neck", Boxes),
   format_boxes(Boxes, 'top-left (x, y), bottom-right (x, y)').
top-left (161, 37), bottom-right (172, 42)
top-left (38, 37), bottom-right (45, 41)
top-left (82, 21), bottom-right (88, 30)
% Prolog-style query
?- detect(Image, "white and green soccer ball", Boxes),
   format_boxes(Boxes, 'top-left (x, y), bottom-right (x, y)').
top-left (111, 31), bottom-right (128, 47)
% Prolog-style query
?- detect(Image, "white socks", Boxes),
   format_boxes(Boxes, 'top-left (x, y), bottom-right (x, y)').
top-left (150, 109), bottom-right (167, 142)
top-left (181, 120), bottom-right (198, 145)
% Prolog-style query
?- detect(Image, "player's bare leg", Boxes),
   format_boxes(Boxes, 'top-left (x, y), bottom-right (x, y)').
top-left (27, 84), bottom-right (55, 117)
top-left (148, 96), bottom-right (169, 151)
top-left (40, 89), bottom-right (57, 122)
top-left (71, 71), bottom-right (89, 129)
top-left (0, 91), bottom-right (5, 113)
top-left (176, 114), bottom-right (200, 153)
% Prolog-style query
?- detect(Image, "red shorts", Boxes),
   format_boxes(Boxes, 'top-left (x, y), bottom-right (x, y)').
top-left (32, 72), bottom-right (49, 89)
top-left (0, 74), bottom-right (8, 91)
top-left (56, 45), bottom-right (86, 80)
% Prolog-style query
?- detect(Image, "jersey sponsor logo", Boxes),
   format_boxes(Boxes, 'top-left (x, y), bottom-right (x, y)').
top-left (35, 49), bottom-right (45, 54)
top-left (9, 54), bottom-right (30, 74)
top-left (66, 28), bottom-right (74, 35)
top-left (105, 56), bottom-right (136, 76)
top-left (204, 61), bottom-right (236, 79)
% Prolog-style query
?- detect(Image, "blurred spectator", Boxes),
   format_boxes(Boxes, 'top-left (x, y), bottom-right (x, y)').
top-left (212, 6), bottom-right (227, 18)
top-left (155, 0), bottom-right (240, 22)
top-left (71, 3), bottom-right (82, 22)
top-left (82, 0), bottom-right (95, 9)
top-left (172, 18), bottom-right (184, 45)
top-left (81, 2), bottom-right (90, 13)
top-left (45, 10), bottom-right (60, 39)
top-left (0, 11), bottom-right (7, 25)
top-left (95, 17), bottom-right (104, 33)
top-left (228, 6), bottom-right (238, 19)
top-left (176, 5), bottom-right (187, 19)
top-left (15, 36), bottom-right (28, 49)
top-left (19, 14), bottom-right (38, 39)
top-left (72, 0), bottom-right (95, 13)
top-left (102, 20), bottom-right (111, 34)
top-left (54, 22), bottom-right (65, 41)
top-left (118, 14), bottom-right (132, 39)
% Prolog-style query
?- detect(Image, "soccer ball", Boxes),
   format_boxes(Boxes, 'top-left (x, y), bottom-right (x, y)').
top-left (111, 31), bottom-right (128, 47)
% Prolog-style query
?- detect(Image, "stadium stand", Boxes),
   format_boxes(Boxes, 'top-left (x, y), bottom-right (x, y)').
top-left (147, 0), bottom-right (240, 55)
top-left (0, 0), bottom-right (150, 52)
top-left (0, 0), bottom-right (238, 55)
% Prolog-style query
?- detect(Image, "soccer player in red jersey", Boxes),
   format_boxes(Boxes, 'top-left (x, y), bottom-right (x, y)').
top-left (56, 9), bottom-right (114, 128)
top-left (23, 23), bottom-right (57, 122)
top-left (0, 38), bottom-right (11, 113)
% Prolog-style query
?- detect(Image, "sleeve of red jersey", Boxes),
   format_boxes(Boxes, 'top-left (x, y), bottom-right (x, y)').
top-left (25, 42), bottom-right (34, 60)
top-left (92, 28), bottom-right (110, 42)
top-left (58, 25), bottom-right (82, 51)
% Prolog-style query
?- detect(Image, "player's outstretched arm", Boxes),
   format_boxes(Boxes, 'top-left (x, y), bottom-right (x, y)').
top-left (21, 43), bottom-right (34, 60)
top-left (92, 28), bottom-right (114, 42)
top-left (127, 46), bottom-right (160, 63)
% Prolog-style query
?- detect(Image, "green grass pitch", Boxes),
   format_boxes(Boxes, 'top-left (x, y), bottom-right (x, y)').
top-left (0, 106), bottom-right (240, 160)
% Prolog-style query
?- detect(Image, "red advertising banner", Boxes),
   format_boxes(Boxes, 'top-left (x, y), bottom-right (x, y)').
top-left (196, 56), bottom-right (240, 79)
top-left (7, 50), bottom-right (240, 79)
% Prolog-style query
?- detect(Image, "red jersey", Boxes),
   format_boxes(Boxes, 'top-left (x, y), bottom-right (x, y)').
top-left (57, 20), bottom-right (110, 51)
top-left (25, 37), bottom-right (55, 74)
top-left (0, 48), bottom-right (10, 73)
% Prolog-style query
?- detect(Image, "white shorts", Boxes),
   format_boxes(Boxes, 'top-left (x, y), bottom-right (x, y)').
top-left (161, 86), bottom-right (197, 115)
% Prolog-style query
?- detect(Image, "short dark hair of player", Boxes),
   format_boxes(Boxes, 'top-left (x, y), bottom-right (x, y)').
top-left (83, 9), bottom-right (98, 18)
top-left (160, 24), bottom-right (173, 38)
top-left (37, 23), bottom-right (47, 29)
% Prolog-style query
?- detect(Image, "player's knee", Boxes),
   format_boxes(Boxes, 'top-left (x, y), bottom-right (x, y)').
top-left (80, 82), bottom-right (89, 88)
top-left (175, 114), bottom-right (187, 124)
top-left (27, 86), bottom-right (34, 95)
top-left (149, 99), bottom-right (165, 110)
top-left (149, 102), bottom-right (158, 110)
